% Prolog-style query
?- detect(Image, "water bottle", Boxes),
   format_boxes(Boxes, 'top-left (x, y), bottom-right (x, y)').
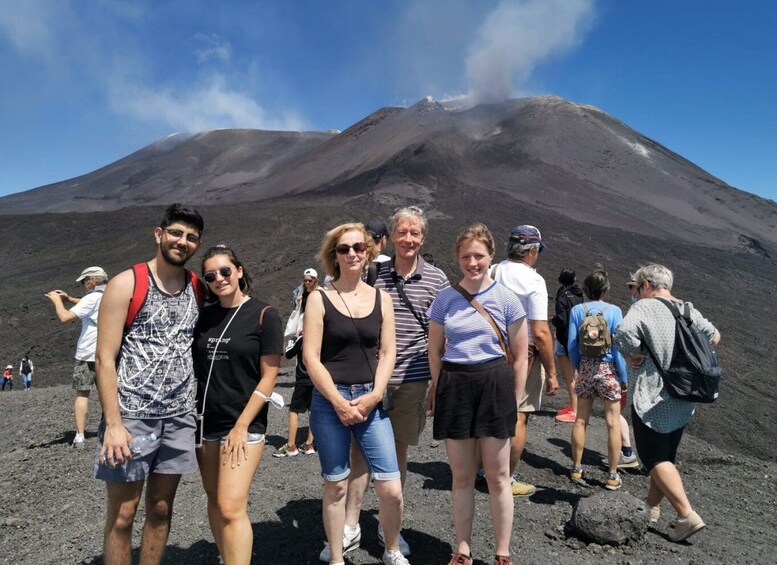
top-left (129, 432), bottom-right (157, 455)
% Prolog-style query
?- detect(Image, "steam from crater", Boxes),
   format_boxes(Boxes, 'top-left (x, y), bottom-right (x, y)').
top-left (466, 0), bottom-right (595, 105)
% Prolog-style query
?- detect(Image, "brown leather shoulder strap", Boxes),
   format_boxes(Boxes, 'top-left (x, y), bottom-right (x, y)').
top-left (453, 283), bottom-right (512, 362)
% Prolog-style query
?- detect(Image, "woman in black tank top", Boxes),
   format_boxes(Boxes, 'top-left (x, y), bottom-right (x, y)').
top-left (303, 223), bottom-right (409, 565)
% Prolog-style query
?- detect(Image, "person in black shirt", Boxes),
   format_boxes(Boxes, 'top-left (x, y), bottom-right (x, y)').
top-left (552, 269), bottom-right (584, 423)
top-left (194, 245), bottom-right (282, 565)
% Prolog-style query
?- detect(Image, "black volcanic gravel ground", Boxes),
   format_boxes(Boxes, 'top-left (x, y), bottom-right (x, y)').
top-left (1, 372), bottom-right (774, 565)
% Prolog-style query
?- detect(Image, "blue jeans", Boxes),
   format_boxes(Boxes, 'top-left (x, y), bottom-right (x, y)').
top-left (310, 384), bottom-right (400, 482)
top-left (21, 373), bottom-right (32, 389)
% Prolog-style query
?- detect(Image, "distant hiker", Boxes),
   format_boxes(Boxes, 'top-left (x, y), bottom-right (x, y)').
top-left (93, 203), bottom-right (204, 564)
top-left (328, 206), bottom-right (449, 560)
top-left (1, 365), bottom-right (12, 390)
top-left (19, 355), bottom-right (34, 390)
top-left (366, 219), bottom-right (391, 263)
top-left (614, 264), bottom-right (720, 542)
top-left (283, 268), bottom-right (318, 348)
top-left (566, 267), bottom-right (629, 491)
top-left (552, 269), bottom-right (583, 423)
top-left (45, 266), bottom-right (109, 446)
top-left (303, 223), bottom-right (408, 565)
top-left (274, 336), bottom-right (316, 458)
top-left (275, 267), bottom-right (319, 458)
top-left (491, 224), bottom-right (559, 496)
top-left (193, 245), bottom-right (283, 564)
top-left (427, 223), bottom-right (528, 565)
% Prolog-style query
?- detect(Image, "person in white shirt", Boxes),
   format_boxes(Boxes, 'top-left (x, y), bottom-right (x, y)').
top-left (45, 266), bottom-right (109, 447)
top-left (492, 225), bottom-right (559, 496)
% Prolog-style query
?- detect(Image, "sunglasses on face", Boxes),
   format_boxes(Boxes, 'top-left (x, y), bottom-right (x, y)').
top-left (303, 278), bottom-right (315, 283)
top-left (335, 242), bottom-right (367, 255)
top-left (203, 266), bottom-right (233, 283)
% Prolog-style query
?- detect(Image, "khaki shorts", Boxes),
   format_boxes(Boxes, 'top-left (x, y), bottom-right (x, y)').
top-left (519, 351), bottom-right (546, 413)
top-left (387, 380), bottom-right (428, 446)
top-left (72, 360), bottom-right (96, 391)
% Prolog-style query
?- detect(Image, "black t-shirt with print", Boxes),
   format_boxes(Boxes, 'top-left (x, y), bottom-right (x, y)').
top-left (194, 297), bottom-right (283, 436)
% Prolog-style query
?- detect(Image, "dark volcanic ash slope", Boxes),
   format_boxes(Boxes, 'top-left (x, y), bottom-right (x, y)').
top-left (2, 96), bottom-right (775, 256)
top-left (0, 129), bottom-right (333, 213)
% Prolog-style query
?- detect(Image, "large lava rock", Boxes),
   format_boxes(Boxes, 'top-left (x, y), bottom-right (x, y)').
top-left (571, 490), bottom-right (649, 545)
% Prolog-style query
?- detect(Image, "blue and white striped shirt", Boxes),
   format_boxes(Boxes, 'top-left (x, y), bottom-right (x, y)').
top-left (375, 256), bottom-right (449, 384)
top-left (427, 282), bottom-right (526, 365)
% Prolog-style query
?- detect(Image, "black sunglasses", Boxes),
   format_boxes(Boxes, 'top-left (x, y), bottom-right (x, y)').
top-left (203, 266), bottom-right (233, 283)
top-left (335, 242), bottom-right (367, 254)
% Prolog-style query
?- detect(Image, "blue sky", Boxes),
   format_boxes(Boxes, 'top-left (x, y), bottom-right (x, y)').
top-left (1, 0), bottom-right (775, 201)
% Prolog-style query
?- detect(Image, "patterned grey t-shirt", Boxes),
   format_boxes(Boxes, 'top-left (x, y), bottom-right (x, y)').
top-left (117, 271), bottom-right (199, 418)
top-left (614, 297), bottom-right (718, 433)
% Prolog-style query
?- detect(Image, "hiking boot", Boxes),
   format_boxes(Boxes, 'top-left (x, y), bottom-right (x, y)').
top-left (300, 442), bottom-right (316, 455)
top-left (319, 524), bottom-right (361, 561)
top-left (494, 556), bottom-right (513, 565)
top-left (668, 510), bottom-right (706, 542)
top-left (378, 524), bottom-right (411, 556)
top-left (570, 466), bottom-right (587, 486)
top-left (382, 550), bottom-right (410, 565)
top-left (510, 477), bottom-right (536, 496)
top-left (448, 552), bottom-right (473, 565)
top-left (603, 452), bottom-right (640, 469)
top-left (272, 443), bottom-right (299, 458)
top-left (555, 410), bottom-right (576, 423)
top-left (649, 504), bottom-right (661, 524)
top-left (605, 471), bottom-right (622, 491)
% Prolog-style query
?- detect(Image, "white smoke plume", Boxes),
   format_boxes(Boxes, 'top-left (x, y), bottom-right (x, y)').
top-left (466, 0), bottom-right (595, 105)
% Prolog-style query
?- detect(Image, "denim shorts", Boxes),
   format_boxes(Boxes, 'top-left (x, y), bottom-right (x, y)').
top-left (554, 339), bottom-right (567, 357)
top-left (94, 412), bottom-right (198, 482)
top-left (310, 383), bottom-right (400, 482)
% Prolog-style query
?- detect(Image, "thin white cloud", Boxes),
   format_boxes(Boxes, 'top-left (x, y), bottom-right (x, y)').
top-left (193, 33), bottom-right (232, 63)
top-left (466, 0), bottom-right (595, 105)
top-left (0, 1), bottom-right (69, 62)
top-left (1, 3), bottom-right (304, 133)
top-left (108, 72), bottom-right (306, 132)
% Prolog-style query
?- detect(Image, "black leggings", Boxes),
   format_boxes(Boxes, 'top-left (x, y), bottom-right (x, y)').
top-left (631, 405), bottom-right (686, 473)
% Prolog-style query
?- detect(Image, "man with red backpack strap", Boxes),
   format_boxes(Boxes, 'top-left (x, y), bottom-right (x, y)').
top-left (94, 203), bottom-right (204, 565)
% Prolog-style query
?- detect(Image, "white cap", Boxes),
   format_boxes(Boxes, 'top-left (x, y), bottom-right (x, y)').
top-left (303, 268), bottom-right (318, 278)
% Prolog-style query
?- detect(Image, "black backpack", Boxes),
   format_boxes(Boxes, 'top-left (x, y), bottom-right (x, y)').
top-left (646, 298), bottom-right (721, 403)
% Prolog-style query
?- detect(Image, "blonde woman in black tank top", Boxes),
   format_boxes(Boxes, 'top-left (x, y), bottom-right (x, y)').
top-left (303, 223), bottom-right (408, 565)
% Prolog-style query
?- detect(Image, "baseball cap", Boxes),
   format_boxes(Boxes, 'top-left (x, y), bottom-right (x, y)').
top-left (509, 225), bottom-right (546, 252)
top-left (76, 266), bottom-right (108, 283)
top-left (365, 220), bottom-right (389, 240)
top-left (303, 268), bottom-right (318, 279)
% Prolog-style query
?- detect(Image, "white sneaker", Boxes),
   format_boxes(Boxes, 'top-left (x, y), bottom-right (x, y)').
top-left (72, 435), bottom-right (85, 448)
top-left (318, 524), bottom-right (361, 562)
top-left (382, 549), bottom-right (410, 565)
top-left (378, 524), bottom-right (411, 556)
top-left (603, 452), bottom-right (640, 469)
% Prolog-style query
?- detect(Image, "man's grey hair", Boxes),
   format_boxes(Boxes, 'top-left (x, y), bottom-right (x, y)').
top-left (390, 205), bottom-right (427, 235)
top-left (87, 275), bottom-right (109, 285)
top-left (635, 264), bottom-right (673, 291)
top-left (506, 241), bottom-right (541, 260)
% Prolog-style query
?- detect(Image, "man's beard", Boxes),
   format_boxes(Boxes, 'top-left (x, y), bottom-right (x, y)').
top-left (160, 245), bottom-right (190, 267)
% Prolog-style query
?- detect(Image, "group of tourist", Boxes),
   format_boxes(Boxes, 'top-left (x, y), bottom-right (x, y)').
top-left (42, 202), bottom-right (719, 565)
